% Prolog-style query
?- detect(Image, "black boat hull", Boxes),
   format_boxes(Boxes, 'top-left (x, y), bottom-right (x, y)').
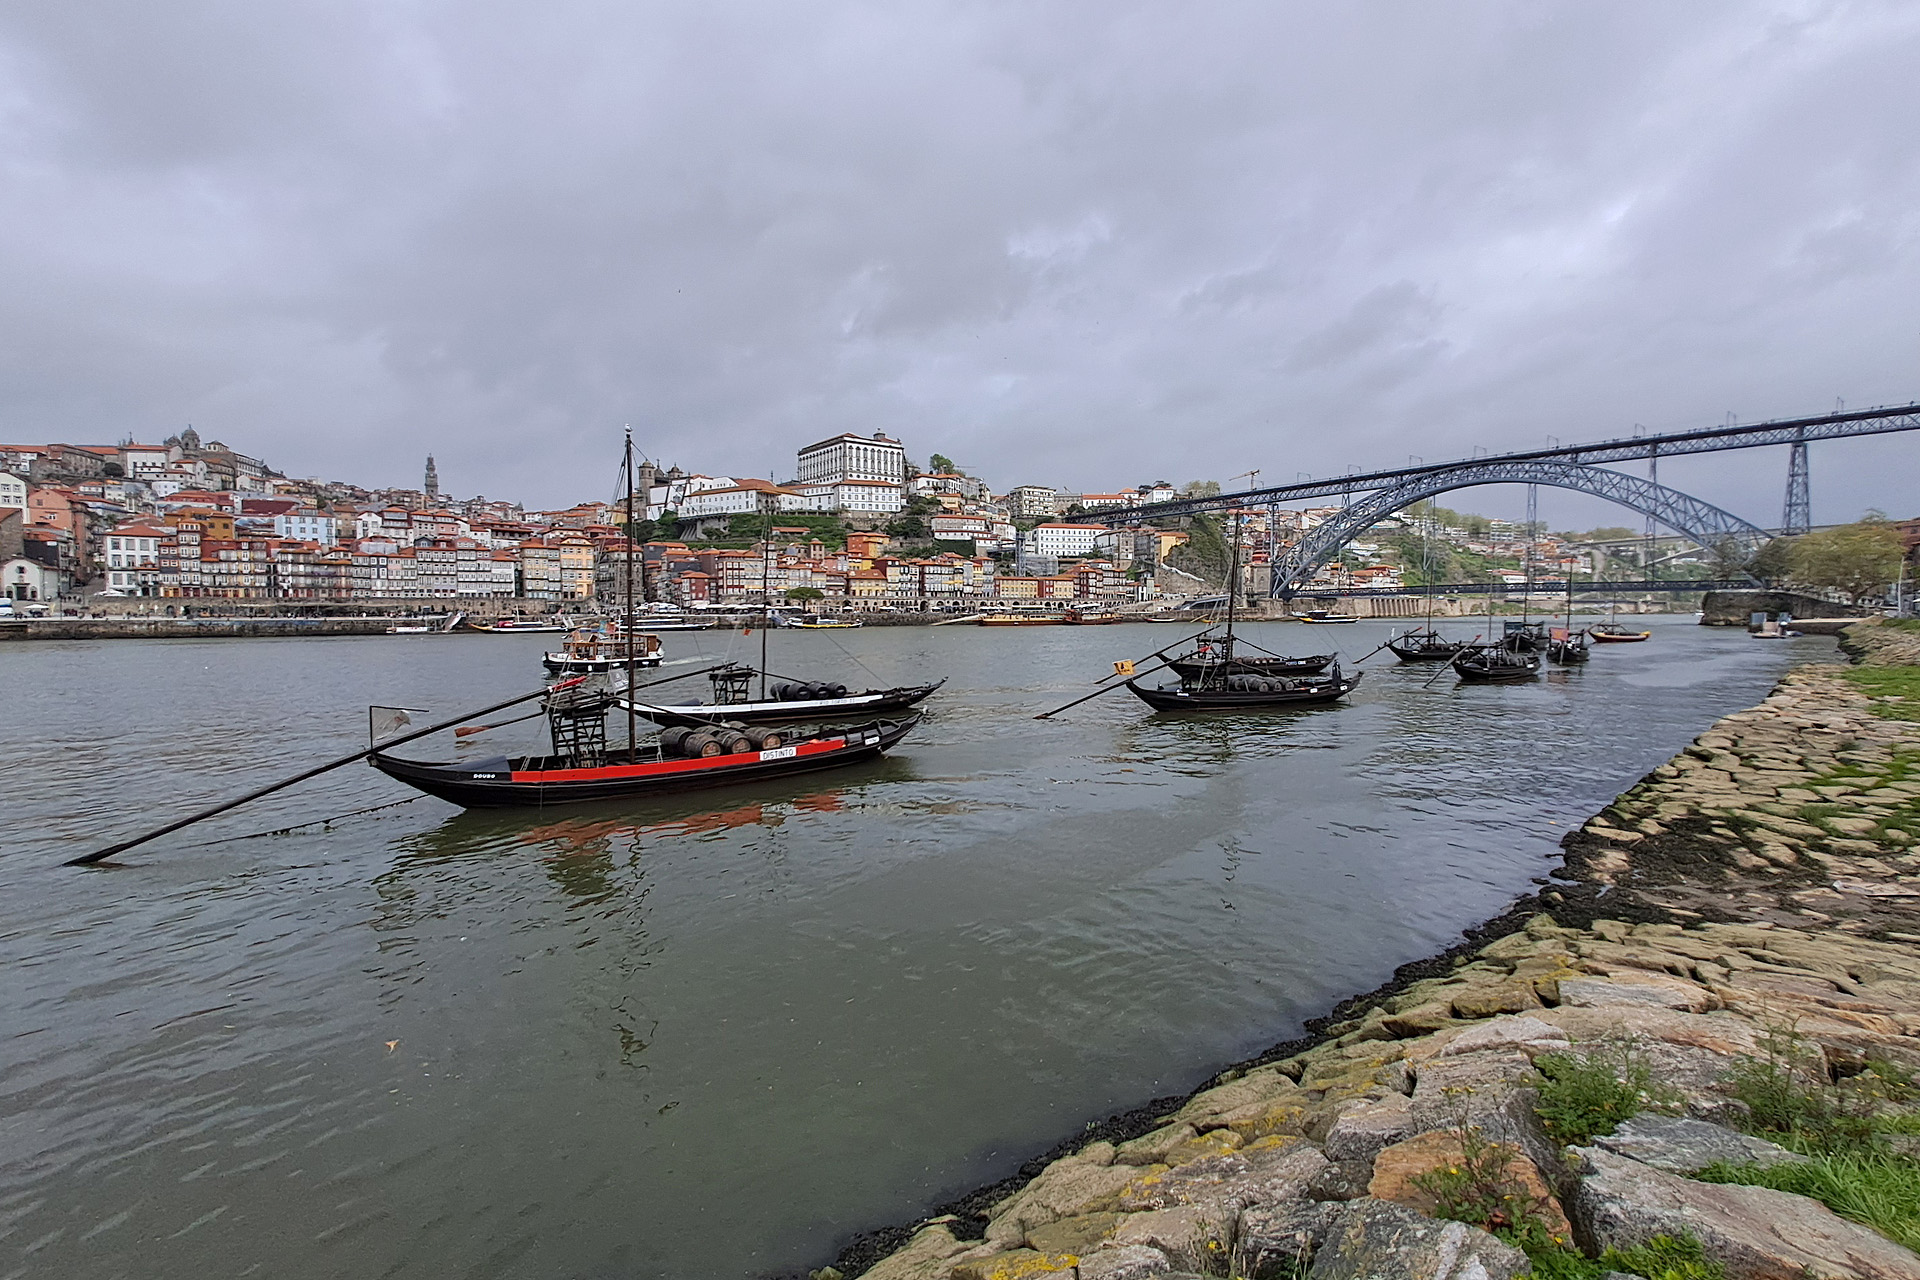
top-left (1453, 652), bottom-right (1541, 682)
top-left (623, 681), bottom-right (944, 727)
top-left (370, 718), bottom-right (918, 808)
top-left (1165, 654), bottom-right (1334, 679)
top-left (1124, 673), bottom-right (1361, 711)
top-left (1546, 640), bottom-right (1591, 665)
top-left (1386, 640), bottom-right (1466, 662)
top-left (542, 655), bottom-right (664, 674)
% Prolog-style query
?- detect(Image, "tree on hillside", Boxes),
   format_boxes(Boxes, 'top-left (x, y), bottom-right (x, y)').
top-left (1707, 536), bottom-right (1754, 580)
top-left (885, 493), bottom-right (941, 540)
top-left (1165, 514), bottom-right (1231, 585)
top-left (1746, 536), bottom-right (1795, 585)
top-left (1180, 480), bottom-right (1222, 498)
top-left (929, 453), bottom-right (956, 474)
top-left (1787, 514), bottom-right (1904, 603)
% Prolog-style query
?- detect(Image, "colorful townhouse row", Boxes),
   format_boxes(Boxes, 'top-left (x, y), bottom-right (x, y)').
top-left (626, 530), bottom-right (1136, 606)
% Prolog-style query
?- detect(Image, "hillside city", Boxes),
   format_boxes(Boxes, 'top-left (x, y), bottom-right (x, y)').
top-left (0, 427), bottom-right (1766, 611)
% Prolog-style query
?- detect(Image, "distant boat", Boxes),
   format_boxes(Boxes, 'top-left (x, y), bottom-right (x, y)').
top-left (978, 612), bottom-right (1070, 626)
top-left (1546, 627), bottom-right (1591, 665)
top-left (620, 668), bottom-right (944, 726)
top-left (786, 616), bottom-right (863, 629)
top-left (543, 623), bottom-right (664, 674)
top-left (1298, 609), bottom-right (1360, 624)
top-left (1385, 628), bottom-right (1467, 662)
top-left (628, 617), bottom-right (715, 632)
top-left (1452, 645), bottom-right (1542, 682)
top-left (1502, 621), bottom-right (1551, 653)
top-left (389, 612), bottom-right (463, 635)
top-left (468, 616), bottom-right (569, 634)
top-left (1125, 508), bottom-right (1359, 713)
top-left (1589, 588), bottom-right (1650, 642)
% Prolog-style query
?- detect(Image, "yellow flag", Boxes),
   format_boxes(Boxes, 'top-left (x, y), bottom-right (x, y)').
top-left (1112, 659), bottom-right (1135, 676)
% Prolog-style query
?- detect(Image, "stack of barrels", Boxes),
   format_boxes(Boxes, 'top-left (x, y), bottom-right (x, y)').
top-left (660, 722), bottom-right (788, 757)
top-left (1223, 674), bottom-right (1296, 693)
top-left (770, 681), bottom-right (849, 702)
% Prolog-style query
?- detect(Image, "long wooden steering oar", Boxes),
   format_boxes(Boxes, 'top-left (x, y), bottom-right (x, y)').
top-left (1083, 625), bottom-right (1220, 687)
top-left (1036, 657), bottom-right (1179, 719)
top-left (1422, 635), bottom-right (1483, 688)
top-left (67, 678), bottom-right (589, 867)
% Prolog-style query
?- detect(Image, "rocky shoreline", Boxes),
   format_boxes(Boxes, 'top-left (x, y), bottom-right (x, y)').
top-left (811, 619), bottom-right (1920, 1280)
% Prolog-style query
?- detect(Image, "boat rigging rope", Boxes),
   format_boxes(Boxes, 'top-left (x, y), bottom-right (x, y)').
top-left (820, 630), bottom-right (884, 683)
top-left (204, 797), bottom-right (421, 844)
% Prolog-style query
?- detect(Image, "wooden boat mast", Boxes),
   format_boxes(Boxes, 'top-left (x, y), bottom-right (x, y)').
top-left (760, 542), bottom-right (771, 700)
top-left (1521, 482), bottom-right (1536, 630)
top-left (1223, 505), bottom-right (1239, 654)
top-left (623, 427), bottom-right (638, 759)
top-left (1221, 469), bottom-right (1256, 664)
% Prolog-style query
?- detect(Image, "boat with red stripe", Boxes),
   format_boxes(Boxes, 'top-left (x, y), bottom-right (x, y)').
top-left (371, 700), bottom-right (919, 809)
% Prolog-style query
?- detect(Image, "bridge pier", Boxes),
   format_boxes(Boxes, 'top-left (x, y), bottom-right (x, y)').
top-left (1784, 437), bottom-right (1811, 534)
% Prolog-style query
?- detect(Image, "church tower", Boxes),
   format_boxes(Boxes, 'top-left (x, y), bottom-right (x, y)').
top-left (424, 455), bottom-right (440, 499)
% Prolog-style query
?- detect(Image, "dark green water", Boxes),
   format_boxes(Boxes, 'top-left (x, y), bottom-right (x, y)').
top-left (0, 619), bottom-right (1827, 1277)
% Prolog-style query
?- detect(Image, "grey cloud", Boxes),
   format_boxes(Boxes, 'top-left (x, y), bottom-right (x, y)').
top-left (0, 0), bottom-right (1915, 523)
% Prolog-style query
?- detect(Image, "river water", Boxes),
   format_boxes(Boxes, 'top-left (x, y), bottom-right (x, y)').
top-left (0, 618), bottom-right (1829, 1278)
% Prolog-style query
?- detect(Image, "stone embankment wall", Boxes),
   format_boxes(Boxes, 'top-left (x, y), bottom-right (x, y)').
top-left (1700, 591), bottom-right (1872, 627)
top-left (0, 616), bottom-right (423, 640)
top-left (825, 620), bottom-right (1920, 1280)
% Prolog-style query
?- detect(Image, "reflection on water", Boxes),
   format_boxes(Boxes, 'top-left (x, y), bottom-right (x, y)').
top-left (0, 621), bottom-right (1831, 1278)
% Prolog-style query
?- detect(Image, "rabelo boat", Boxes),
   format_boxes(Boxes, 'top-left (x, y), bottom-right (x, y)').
top-left (1126, 500), bottom-right (1360, 712)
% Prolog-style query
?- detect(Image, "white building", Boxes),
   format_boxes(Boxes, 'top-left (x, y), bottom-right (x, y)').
top-left (644, 473), bottom-right (737, 520)
top-left (274, 508), bottom-right (336, 546)
top-left (1029, 523), bottom-right (1108, 558)
top-left (678, 485), bottom-right (769, 520)
top-left (795, 432), bottom-right (905, 488)
top-left (4, 556), bottom-right (61, 601)
top-left (121, 444), bottom-right (177, 478)
top-left (0, 473), bottom-right (24, 511)
top-left (103, 523), bottom-right (166, 595)
top-left (911, 472), bottom-right (986, 500)
top-left (798, 479), bottom-right (905, 514)
top-left (1006, 485), bottom-right (1058, 519)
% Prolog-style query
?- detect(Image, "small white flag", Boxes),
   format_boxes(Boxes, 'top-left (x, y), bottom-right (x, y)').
top-left (369, 706), bottom-right (433, 746)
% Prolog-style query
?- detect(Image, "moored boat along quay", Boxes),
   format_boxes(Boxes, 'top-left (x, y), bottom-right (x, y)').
top-left (819, 620), bottom-right (1920, 1280)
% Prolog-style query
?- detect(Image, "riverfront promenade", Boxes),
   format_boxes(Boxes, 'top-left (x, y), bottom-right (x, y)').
top-left (830, 620), bottom-right (1920, 1280)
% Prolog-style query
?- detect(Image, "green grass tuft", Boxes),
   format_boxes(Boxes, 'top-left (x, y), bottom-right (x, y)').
top-left (1695, 1150), bottom-right (1920, 1253)
top-left (1534, 1047), bottom-right (1679, 1146)
top-left (1841, 666), bottom-right (1920, 722)
top-left (1509, 1228), bottom-right (1724, 1280)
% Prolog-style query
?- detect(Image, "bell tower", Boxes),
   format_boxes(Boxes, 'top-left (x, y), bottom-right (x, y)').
top-left (424, 455), bottom-right (440, 500)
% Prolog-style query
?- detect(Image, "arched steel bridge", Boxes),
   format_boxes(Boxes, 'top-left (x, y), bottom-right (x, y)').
top-left (1268, 459), bottom-right (1770, 598)
top-left (1091, 400), bottom-right (1920, 599)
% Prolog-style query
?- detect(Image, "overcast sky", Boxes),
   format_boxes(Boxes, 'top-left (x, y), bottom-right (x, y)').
top-left (1, 1), bottom-right (1915, 523)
